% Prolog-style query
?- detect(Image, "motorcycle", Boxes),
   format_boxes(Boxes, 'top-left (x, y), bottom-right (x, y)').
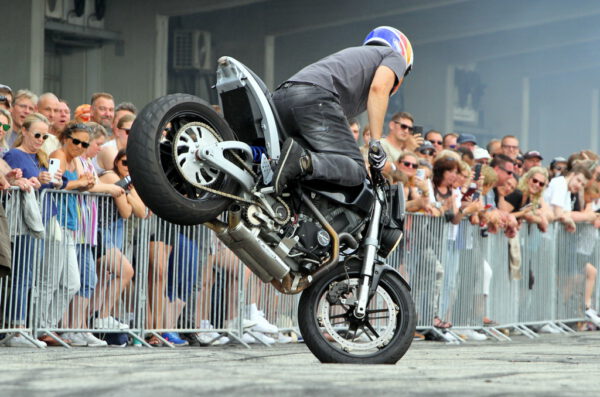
top-left (127, 56), bottom-right (416, 364)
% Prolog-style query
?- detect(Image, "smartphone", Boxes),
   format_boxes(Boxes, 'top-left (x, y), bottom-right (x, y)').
top-left (471, 163), bottom-right (483, 200)
top-left (115, 175), bottom-right (132, 189)
top-left (48, 158), bottom-right (60, 183)
top-left (412, 126), bottom-right (423, 136)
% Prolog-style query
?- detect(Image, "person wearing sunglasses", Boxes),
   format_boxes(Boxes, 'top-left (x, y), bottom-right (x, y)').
top-left (380, 112), bottom-right (424, 173)
top-left (0, 108), bottom-right (12, 158)
top-left (500, 166), bottom-right (550, 232)
top-left (95, 113), bottom-right (135, 175)
top-left (2, 113), bottom-right (64, 347)
top-left (549, 156), bottom-right (567, 179)
top-left (442, 132), bottom-right (458, 150)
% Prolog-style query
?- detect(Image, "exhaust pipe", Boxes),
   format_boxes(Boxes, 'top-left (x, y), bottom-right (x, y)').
top-left (207, 205), bottom-right (290, 283)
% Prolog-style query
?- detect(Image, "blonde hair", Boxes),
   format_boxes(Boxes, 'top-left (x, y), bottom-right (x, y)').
top-left (517, 166), bottom-right (549, 207)
top-left (434, 149), bottom-right (460, 163)
top-left (15, 113), bottom-right (50, 168)
top-left (0, 108), bottom-right (12, 149)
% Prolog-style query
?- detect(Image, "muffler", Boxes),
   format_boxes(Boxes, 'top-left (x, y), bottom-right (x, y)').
top-left (207, 205), bottom-right (290, 283)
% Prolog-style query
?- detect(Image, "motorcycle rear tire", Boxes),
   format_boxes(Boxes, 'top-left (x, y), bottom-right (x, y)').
top-left (128, 93), bottom-right (238, 225)
top-left (298, 262), bottom-right (416, 364)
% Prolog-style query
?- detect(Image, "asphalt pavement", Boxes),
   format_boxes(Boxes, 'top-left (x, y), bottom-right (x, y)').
top-left (1, 331), bottom-right (599, 396)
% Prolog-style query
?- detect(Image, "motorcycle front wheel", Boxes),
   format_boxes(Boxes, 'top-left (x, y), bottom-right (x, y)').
top-left (128, 94), bottom-right (238, 225)
top-left (298, 261), bottom-right (416, 364)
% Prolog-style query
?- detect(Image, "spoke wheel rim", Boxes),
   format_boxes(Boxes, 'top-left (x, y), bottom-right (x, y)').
top-left (318, 278), bottom-right (398, 354)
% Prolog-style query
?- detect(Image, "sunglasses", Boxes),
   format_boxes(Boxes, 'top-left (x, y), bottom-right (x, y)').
top-left (34, 132), bottom-right (50, 140)
top-left (515, 162), bottom-right (523, 168)
top-left (449, 144), bottom-right (457, 149)
top-left (120, 159), bottom-right (128, 166)
top-left (402, 161), bottom-right (418, 169)
top-left (0, 122), bottom-right (10, 131)
top-left (69, 136), bottom-right (90, 148)
top-left (393, 121), bottom-right (414, 132)
top-left (499, 166), bottom-right (513, 176)
top-left (0, 95), bottom-right (9, 105)
top-left (530, 177), bottom-right (546, 187)
top-left (422, 150), bottom-right (435, 156)
top-left (123, 128), bottom-right (130, 135)
top-left (428, 140), bottom-right (443, 145)
top-left (553, 166), bottom-right (564, 171)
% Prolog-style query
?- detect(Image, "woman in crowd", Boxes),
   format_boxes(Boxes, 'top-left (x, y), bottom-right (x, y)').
top-left (500, 166), bottom-right (550, 231)
top-left (64, 122), bottom-right (125, 346)
top-left (95, 149), bottom-right (145, 330)
top-left (40, 122), bottom-right (96, 345)
top-left (0, 108), bottom-right (12, 158)
top-left (393, 151), bottom-right (432, 213)
top-left (3, 113), bottom-right (63, 347)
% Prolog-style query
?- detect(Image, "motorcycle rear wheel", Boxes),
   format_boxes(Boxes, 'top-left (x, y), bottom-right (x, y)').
top-left (298, 261), bottom-right (416, 364)
top-left (128, 94), bottom-right (238, 225)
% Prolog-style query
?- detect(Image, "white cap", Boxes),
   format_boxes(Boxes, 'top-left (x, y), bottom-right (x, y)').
top-left (473, 147), bottom-right (491, 160)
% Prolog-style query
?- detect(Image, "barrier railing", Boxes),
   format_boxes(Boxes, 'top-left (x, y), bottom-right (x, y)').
top-left (0, 189), bottom-right (598, 348)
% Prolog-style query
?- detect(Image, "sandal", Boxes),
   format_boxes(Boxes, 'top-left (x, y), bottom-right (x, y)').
top-left (147, 335), bottom-right (163, 347)
top-left (433, 316), bottom-right (452, 329)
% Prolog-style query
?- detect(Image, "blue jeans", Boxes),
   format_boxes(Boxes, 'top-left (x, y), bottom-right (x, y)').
top-left (76, 244), bottom-right (97, 298)
top-left (10, 235), bottom-right (38, 325)
top-left (167, 233), bottom-right (199, 303)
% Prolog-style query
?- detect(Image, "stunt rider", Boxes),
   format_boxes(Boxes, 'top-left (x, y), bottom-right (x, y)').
top-left (272, 26), bottom-right (414, 194)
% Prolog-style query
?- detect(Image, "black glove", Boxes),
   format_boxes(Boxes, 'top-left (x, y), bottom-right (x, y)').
top-left (368, 140), bottom-right (387, 171)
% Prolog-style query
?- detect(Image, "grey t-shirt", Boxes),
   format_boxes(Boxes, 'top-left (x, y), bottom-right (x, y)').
top-left (287, 46), bottom-right (407, 118)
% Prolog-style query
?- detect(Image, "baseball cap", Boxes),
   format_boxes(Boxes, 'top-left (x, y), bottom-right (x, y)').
top-left (550, 156), bottom-right (567, 168)
top-left (473, 147), bottom-right (491, 160)
top-left (457, 133), bottom-right (477, 145)
top-left (417, 141), bottom-right (435, 154)
top-left (523, 150), bottom-right (543, 160)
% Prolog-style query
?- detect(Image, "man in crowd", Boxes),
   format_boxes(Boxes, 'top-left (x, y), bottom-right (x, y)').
top-left (487, 138), bottom-right (502, 156)
top-left (113, 101), bottom-right (137, 133)
top-left (8, 90), bottom-right (37, 147)
top-left (349, 118), bottom-right (360, 142)
top-left (457, 133), bottom-right (477, 152)
top-left (501, 135), bottom-right (520, 160)
top-left (54, 100), bottom-right (71, 134)
top-left (549, 156), bottom-right (567, 179)
top-left (90, 92), bottom-right (115, 135)
top-left (523, 150), bottom-right (543, 173)
top-left (380, 111), bottom-right (422, 166)
top-left (443, 132), bottom-right (458, 149)
top-left (425, 129), bottom-right (443, 155)
top-left (38, 92), bottom-right (62, 155)
top-left (474, 147), bottom-right (491, 165)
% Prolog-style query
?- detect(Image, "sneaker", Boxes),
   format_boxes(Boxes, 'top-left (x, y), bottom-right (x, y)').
top-left (63, 332), bottom-right (88, 347)
top-left (413, 332), bottom-right (425, 341)
top-left (273, 138), bottom-right (309, 195)
top-left (539, 324), bottom-right (560, 334)
top-left (82, 332), bottom-right (108, 347)
top-left (227, 318), bottom-right (258, 330)
top-left (250, 331), bottom-right (275, 345)
top-left (5, 333), bottom-right (46, 348)
top-left (162, 332), bottom-right (189, 346)
top-left (585, 308), bottom-right (600, 326)
top-left (276, 332), bottom-right (293, 344)
top-left (93, 316), bottom-right (129, 330)
top-left (459, 329), bottom-right (487, 341)
top-left (248, 304), bottom-right (278, 334)
top-left (441, 332), bottom-right (460, 343)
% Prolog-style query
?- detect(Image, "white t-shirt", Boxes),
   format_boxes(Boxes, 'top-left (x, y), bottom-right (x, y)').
top-left (543, 176), bottom-right (572, 211)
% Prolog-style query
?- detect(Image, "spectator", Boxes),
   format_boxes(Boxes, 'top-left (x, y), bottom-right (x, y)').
top-left (95, 149), bottom-right (145, 330)
top-left (3, 113), bottom-right (63, 347)
top-left (514, 154), bottom-right (524, 177)
top-left (487, 138), bottom-right (502, 156)
top-left (549, 157), bottom-right (567, 179)
top-left (74, 104), bottom-right (91, 123)
top-left (349, 118), bottom-right (360, 142)
top-left (0, 109), bottom-right (12, 158)
top-left (473, 147), bottom-right (491, 165)
top-left (500, 135), bottom-right (520, 160)
top-left (8, 90), bottom-right (38, 147)
top-left (457, 133), bottom-right (477, 151)
top-left (393, 151), bottom-right (431, 213)
top-left (380, 112), bottom-right (422, 174)
top-left (500, 166), bottom-right (550, 232)
top-left (95, 113), bottom-right (134, 174)
top-left (523, 150), bottom-right (543, 173)
top-left (416, 141), bottom-right (435, 164)
top-left (54, 100), bottom-right (71, 134)
top-left (0, 84), bottom-right (12, 108)
top-left (90, 92), bottom-right (115, 133)
top-left (112, 102), bottom-right (137, 133)
top-left (442, 132), bottom-right (458, 149)
top-left (359, 124), bottom-right (371, 159)
top-left (38, 93), bottom-right (62, 156)
top-left (456, 146), bottom-right (474, 167)
top-left (425, 129), bottom-right (443, 155)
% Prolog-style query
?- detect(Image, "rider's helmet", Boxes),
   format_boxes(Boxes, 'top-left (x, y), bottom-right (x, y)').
top-left (363, 26), bottom-right (413, 76)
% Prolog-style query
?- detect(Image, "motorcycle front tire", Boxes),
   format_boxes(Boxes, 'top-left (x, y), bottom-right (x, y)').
top-left (298, 262), bottom-right (416, 364)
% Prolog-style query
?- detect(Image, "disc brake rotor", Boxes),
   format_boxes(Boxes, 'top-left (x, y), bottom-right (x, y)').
top-left (172, 121), bottom-right (222, 188)
top-left (319, 279), bottom-right (397, 352)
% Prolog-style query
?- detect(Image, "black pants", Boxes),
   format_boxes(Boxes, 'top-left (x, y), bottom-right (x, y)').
top-left (272, 83), bottom-right (367, 187)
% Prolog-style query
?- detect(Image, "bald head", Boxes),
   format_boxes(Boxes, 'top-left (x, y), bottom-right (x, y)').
top-left (37, 92), bottom-right (60, 126)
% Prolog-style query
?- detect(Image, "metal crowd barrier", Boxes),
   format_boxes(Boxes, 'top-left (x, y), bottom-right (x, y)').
top-left (1, 189), bottom-right (598, 348)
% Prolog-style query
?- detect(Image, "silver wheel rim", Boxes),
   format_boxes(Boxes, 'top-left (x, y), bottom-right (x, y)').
top-left (172, 121), bottom-right (222, 187)
top-left (318, 278), bottom-right (398, 354)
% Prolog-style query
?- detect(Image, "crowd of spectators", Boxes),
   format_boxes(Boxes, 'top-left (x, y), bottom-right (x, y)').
top-left (0, 84), bottom-right (286, 348)
top-left (351, 111), bottom-right (600, 341)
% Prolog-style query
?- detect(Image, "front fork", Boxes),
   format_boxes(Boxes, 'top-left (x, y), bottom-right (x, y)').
top-left (354, 190), bottom-right (384, 318)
